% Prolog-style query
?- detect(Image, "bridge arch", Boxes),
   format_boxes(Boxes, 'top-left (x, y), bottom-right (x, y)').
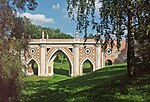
top-left (27, 58), bottom-right (40, 76)
top-left (24, 36), bottom-right (127, 77)
top-left (46, 48), bottom-right (73, 76)
top-left (80, 58), bottom-right (95, 75)
top-left (105, 59), bottom-right (113, 65)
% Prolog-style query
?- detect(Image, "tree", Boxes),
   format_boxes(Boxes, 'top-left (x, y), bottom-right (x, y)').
top-left (26, 24), bottom-right (73, 39)
top-left (0, 0), bottom-right (38, 101)
top-left (87, 33), bottom-right (94, 39)
top-left (55, 52), bottom-right (67, 64)
top-left (66, 0), bottom-right (150, 76)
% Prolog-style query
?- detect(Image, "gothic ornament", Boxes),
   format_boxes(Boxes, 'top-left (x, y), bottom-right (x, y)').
top-left (84, 48), bottom-right (91, 55)
top-left (106, 48), bottom-right (112, 55)
top-left (30, 48), bottom-right (36, 54)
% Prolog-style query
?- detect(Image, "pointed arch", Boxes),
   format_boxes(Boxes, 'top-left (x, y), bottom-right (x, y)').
top-left (27, 58), bottom-right (40, 76)
top-left (46, 48), bottom-right (73, 76)
top-left (80, 58), bottom-right (95, 75)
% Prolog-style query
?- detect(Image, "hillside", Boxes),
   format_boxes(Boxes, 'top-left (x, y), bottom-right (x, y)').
top-left (21, 64), bottom-right (150, 102)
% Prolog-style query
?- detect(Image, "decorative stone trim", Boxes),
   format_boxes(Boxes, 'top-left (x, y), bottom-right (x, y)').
top-left (24, 37), bottom-right (127, 77)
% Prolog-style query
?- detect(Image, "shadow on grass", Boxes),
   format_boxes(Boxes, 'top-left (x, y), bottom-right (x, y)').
top-left (21, 64), bottom-right (150, 102)
top-left (105, 64), bottom-right (127, 69)
top-left (83, 68), bottom-right (92, 73)
top-left (54, 68), bottom-right (69, 76)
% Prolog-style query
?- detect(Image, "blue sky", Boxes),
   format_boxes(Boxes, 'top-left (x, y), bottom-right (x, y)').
top-left (21, 0), bottom-right (77, 37)
top-left (20, 0), bottom-right (102, 38)
top-left (21, 0), bottom-right (126, 39)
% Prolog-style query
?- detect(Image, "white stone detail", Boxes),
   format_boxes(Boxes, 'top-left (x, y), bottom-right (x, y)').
top-left (96, 44), bottom-right (101, 70)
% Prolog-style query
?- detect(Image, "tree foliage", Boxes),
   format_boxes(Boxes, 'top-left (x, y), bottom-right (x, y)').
top-left (55, 52), bottom-right (67, 64)
top-left (27, 24), bottom-right (73, 39)
top-left (0, 0), bottom-right (38, 101)
top-left (0, 37), bottom-right (24, 102)
top-left (66, 0), bottom-right (150, 76)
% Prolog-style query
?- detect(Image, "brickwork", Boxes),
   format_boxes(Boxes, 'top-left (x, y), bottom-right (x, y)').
top-left (23, 32), bottom-right (127, 77)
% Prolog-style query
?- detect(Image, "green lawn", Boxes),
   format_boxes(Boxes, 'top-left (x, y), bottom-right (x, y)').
top-left (20, 63), bottom-right (150, 102)
top-left (83, 60), bottom-right (93, 73)
top-left (53, 62), bottom-right (70, 76)
top-left (53, 61), bottom-right (92, 75)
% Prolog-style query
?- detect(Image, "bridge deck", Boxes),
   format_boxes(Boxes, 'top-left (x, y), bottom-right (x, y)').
top-left (29, 39), bottom-right (97, 44)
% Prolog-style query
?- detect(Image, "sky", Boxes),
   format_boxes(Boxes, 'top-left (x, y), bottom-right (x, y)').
top-left (20, 0), bottom-right (101, 38)
top-left (20, 0), bottom-right (77, 37)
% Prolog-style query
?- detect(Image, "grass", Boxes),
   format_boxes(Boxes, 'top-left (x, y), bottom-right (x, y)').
top-left (20, 63), bottom-right (150, 102)
top-left (53, 62), bottom-right (70, 76)
top-left (83, 60), bottom-right (92, 73)
top-left (53, 61), bottom-right (92, 76)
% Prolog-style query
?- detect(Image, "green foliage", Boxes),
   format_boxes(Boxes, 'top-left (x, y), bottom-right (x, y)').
top-left (0, 0), bottom-right (38, 101)
top-left (20, 64), bottom-right (150, 102)
top-left (0, 38), bottom-right (24, 102)
top-left (33, 63), bottom-right (38, 69)
top-left (67, 0), bottom-right (150, 76)
top-left (27, 24), bottom-right (73, 39)
top-left (87, 33), bottom-right (94, 39)
top-left (67, 0), bottom-right (95, 37)
top-left (54, 52), bottom-right (68, 64)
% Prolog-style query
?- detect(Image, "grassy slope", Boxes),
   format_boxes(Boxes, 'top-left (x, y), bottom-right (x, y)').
top-left (21, 64), bottom-right (150, 102)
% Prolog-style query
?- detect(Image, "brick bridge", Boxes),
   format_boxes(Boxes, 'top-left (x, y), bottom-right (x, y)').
top-left (22, 32), bottom-right (127, 77)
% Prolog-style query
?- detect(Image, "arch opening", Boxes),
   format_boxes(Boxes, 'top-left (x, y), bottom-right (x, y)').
top-left (47, 50), bottom-right (72, 76)
top-left (105, 59), bottom-right (113, 66)
top-left (28, 59), bottom-right (38, 75)
top-left (82, 60), bottom-right (93, 73)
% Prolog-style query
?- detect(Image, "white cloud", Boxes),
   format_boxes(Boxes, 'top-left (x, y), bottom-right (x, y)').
top-left (20, 12), bottom-right (55, 26)
top-left (52, 3), bottom-right (60, 10)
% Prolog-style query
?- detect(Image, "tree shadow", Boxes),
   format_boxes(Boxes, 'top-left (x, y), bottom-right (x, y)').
top-left (105, 64), bottom-right (127, 69)
top-left (54, 68), bottom-right (69, 76)
top-left (83, 68), bottom-right (92, 73)
top-left (21, 64), bottom-right (150, 102)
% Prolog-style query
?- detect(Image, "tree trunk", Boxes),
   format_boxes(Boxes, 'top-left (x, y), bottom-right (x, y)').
top-left (127, 3), bottom-right (135, 77)
top-left (0, 83), bottom-right (9, 102)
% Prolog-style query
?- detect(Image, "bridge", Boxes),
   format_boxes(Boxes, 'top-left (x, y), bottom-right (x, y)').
top-left (22, 32), bottom-right (127, 77)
